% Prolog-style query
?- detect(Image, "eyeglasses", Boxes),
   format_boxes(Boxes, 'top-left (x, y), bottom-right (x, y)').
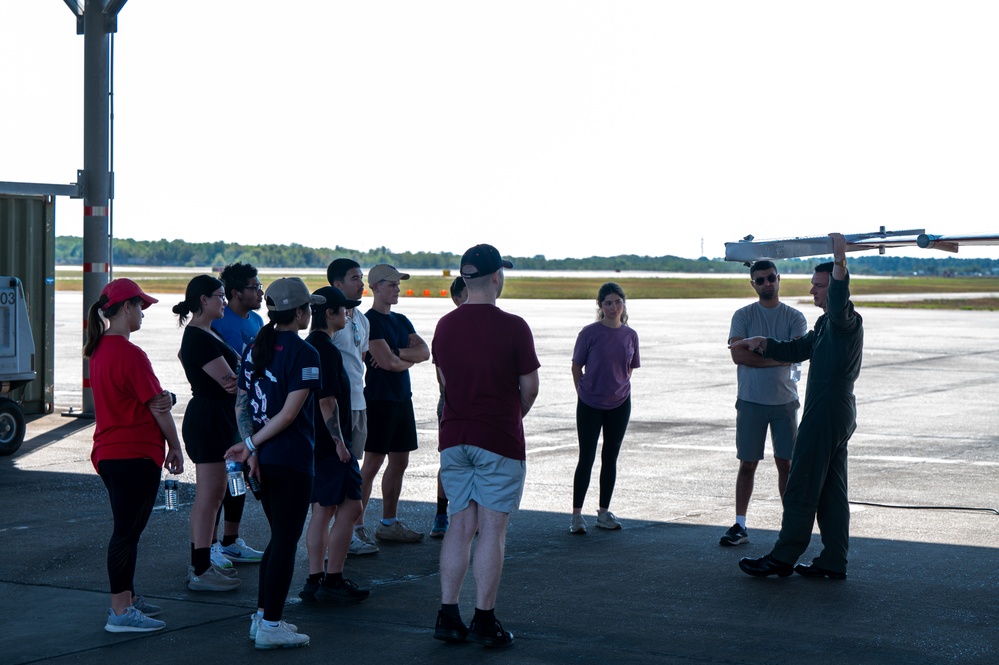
top-left (210, 293), bottom-right (227, 301)
top-left (243, 285), bottom-right (264, 293)
top-left (753, 274), bottom-right (778, 286)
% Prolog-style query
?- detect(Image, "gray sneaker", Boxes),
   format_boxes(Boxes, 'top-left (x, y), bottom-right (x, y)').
top-left (348, 533), bottom-right (379, 555)
top-left (249, 613), bottom-right (298, 640)
top-left (595, 511), bottom-right (622, 530)
top-left (255, 621), bottom-right (310, 650)
top-left (375, 520), bottom-right (424, 543)
top-left (131, 595), bottom-right (161, 617)
top-left (569, 514), bottom-right (587, 534)
top-left (188, 564), bottom-right (242, 591)
top-left (105, 606), bottom-right (165, 633)
top-left (720, 523), bottom-right (749, 546)
top-left (354, 526), bottom-right (377, 545)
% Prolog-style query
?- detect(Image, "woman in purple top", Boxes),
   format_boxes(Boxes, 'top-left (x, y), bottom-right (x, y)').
top-left (569, 283), bottom-right (640, 534)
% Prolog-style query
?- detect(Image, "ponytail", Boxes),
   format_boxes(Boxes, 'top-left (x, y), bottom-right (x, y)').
top-left (83, 301), bottom-right (106, 358)
top-left (172, 301), bottom-right (193, 326)
top-left (249, 308), bottom-right (298, 382)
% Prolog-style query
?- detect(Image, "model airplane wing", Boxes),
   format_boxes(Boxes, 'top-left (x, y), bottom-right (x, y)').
top-left (725, 228), bottom-right (999, 263)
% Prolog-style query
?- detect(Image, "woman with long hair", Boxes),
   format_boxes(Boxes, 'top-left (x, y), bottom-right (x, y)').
top-left (173, 275), bottom-right (242, 592)
top-left (569, 282), bottom-right (641, 534)
top-left (225, 278), bottom-right (323, 650)
top-left (85, 278), bottom-right (184, 633)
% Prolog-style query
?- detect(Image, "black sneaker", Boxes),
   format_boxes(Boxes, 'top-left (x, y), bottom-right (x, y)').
top-left (719, 523), bottom-right (749, 546)
top-left (433, 610), bottom-right (469, 644)
top-left (298, 579), bottom-right (320, 603)
top-left (468, 616), bottom-right (514, 648)
top-left (316, 577), bottom-right (370, 604)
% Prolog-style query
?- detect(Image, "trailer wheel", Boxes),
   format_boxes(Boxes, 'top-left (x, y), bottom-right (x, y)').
top-left (0, 398), bottom-right (26, 456)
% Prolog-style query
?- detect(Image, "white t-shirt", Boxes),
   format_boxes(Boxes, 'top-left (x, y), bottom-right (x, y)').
top-left (330, 308), bottom-right (370, 410)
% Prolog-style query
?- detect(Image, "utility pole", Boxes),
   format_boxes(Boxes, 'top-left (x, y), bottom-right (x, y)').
top-left (67, 0), bottom-right (129, 415)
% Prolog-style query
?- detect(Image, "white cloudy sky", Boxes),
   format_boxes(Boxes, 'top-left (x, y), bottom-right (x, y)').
top-left (2, 2), bottom-right (998, 261)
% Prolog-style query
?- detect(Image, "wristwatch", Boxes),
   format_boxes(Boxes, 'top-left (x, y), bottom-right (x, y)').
top-left (834, 259), bottom-right (848, 268)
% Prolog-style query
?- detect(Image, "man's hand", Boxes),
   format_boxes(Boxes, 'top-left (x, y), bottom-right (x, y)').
top-left (729, 336), bottom-right (768, 356)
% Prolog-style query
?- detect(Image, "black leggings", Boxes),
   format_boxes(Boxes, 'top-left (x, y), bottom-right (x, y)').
top-left (572, 397), bottom-right (632, 510)
top-left (257, 464), bottom-right (313, 621)
top-left (214, 487), bottom-right (246, 535)
top-left (97, 458), bottom-right (161, 595)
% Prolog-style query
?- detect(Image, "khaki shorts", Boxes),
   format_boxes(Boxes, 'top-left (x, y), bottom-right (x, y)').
top-left (735, 399), bottom-right (798, 461)
top-left (440, 445), bottom-right (526, 515)
top-left (350, 409), bottom-right (367, 460)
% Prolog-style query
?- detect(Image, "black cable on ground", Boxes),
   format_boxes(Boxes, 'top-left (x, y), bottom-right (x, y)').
top-left (849, 500), bottom-right (998, 516)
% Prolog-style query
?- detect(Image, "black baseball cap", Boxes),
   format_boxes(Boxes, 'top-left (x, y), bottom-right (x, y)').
top-left (311, 286), bottom-right (362, 312)
top-left (459, 244), bottom-right (513, 279)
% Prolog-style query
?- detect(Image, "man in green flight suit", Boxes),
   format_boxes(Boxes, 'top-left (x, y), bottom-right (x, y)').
top-left (732, 232), bottom-right (863, 581)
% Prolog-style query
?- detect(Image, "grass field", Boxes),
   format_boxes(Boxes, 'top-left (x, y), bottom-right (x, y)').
top-left (54, 270), bottom-right (999, 309)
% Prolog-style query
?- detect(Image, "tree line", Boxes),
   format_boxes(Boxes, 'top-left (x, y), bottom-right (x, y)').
top-left (53, 236), bottom-right (998, 277)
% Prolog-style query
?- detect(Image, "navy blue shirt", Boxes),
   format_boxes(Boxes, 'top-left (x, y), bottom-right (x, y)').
top-left (364, 309), bottom-right (415, 402)
top-left (239, 330), bottom-right (321, 476)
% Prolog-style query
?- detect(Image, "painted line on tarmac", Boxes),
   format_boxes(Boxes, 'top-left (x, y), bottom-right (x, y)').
top-left (640, 443), bottom-right (999, 466)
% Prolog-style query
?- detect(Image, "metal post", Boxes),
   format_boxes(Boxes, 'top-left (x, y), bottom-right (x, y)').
top-left (80, 0), bottom-right (112, 416)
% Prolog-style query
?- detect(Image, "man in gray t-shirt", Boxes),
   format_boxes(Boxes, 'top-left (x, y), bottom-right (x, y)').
top-left (720, 260), bottom-right (807, 547)
top-left (327, 258), bottom-right (377, 556)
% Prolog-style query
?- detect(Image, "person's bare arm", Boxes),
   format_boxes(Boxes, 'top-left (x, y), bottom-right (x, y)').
top-left (368, 338), bottom-right (415, 372)
top-left (398, 333), bottom-right (430, 364)
top-left (571, 362), bottom-right (583, 393)
top-left (149, 400), bottom-right (184, 475)
top-left (202, 357), bottom-right (238, 394)
top-left (519, 370), bottom-right (540, 417)
top-left (227, 387), bottom-right (311, 468)
top-left (729, 336), bottom-right (786, 367)
top-left (319, 394), bottom-right (350, 463)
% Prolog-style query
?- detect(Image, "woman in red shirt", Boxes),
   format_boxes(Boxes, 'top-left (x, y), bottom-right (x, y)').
top-left (85, 279), bottom-right (184, 633)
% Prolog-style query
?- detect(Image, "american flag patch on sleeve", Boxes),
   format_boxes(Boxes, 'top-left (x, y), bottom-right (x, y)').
top-left (302, 366), bottom-right (319, 382)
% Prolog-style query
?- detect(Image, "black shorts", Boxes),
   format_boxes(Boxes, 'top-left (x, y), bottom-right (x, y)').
top-left (182, 397), bottom-right (238, 464)
top-left (365, 399), bottom-right (418, 454)
top-left (311, 454), bottom-right (363, 506)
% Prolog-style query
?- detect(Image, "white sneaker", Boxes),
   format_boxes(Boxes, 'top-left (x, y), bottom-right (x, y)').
top-left (210, 543), bottom-right (235, 569)
top-left (187, 564), bottom-right (241, 591)
top-left (249, 613), bottom-right (298, 640)
top-left (220, 537), bottom-right (264, 563)
top-left (104, 606), bottom-right (165, 633)
top-left (595, 511), bottom-right (622, 530)
top-left (255, 621), bottom-right (310, 650)
top-left (569, 514), bottom-right (587, 534)
top-left (348, 533), bottom-right (379, 555)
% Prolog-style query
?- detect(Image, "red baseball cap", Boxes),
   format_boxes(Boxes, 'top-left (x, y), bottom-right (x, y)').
top-left (99, 278), bottom-right (158, 311)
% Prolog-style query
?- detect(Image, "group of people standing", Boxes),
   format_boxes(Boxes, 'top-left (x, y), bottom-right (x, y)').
top-left (85, 233), bottom-right (862, 649)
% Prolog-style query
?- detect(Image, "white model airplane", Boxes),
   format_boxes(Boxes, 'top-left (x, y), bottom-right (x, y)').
top-left (724, 227), bottom-right (999, 264)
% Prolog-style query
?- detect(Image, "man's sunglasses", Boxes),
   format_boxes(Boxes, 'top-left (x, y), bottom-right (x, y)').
top-left (753, 274), bottom-right (778, 286)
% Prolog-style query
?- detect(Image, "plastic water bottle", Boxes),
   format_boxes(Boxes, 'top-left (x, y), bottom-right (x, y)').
top-left (226, 460), bottom-right (246, 497)
top-left (790, 363), bottom-right (801, 383)
top-left (164, 479), bottom-right (179, 511)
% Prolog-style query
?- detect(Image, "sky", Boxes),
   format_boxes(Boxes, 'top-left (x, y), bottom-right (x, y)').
top-left (2, 2), bottom-right (998, 262)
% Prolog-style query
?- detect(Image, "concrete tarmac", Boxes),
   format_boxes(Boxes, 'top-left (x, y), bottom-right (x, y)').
top-left (3, 292), bottom-right (997, 664)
